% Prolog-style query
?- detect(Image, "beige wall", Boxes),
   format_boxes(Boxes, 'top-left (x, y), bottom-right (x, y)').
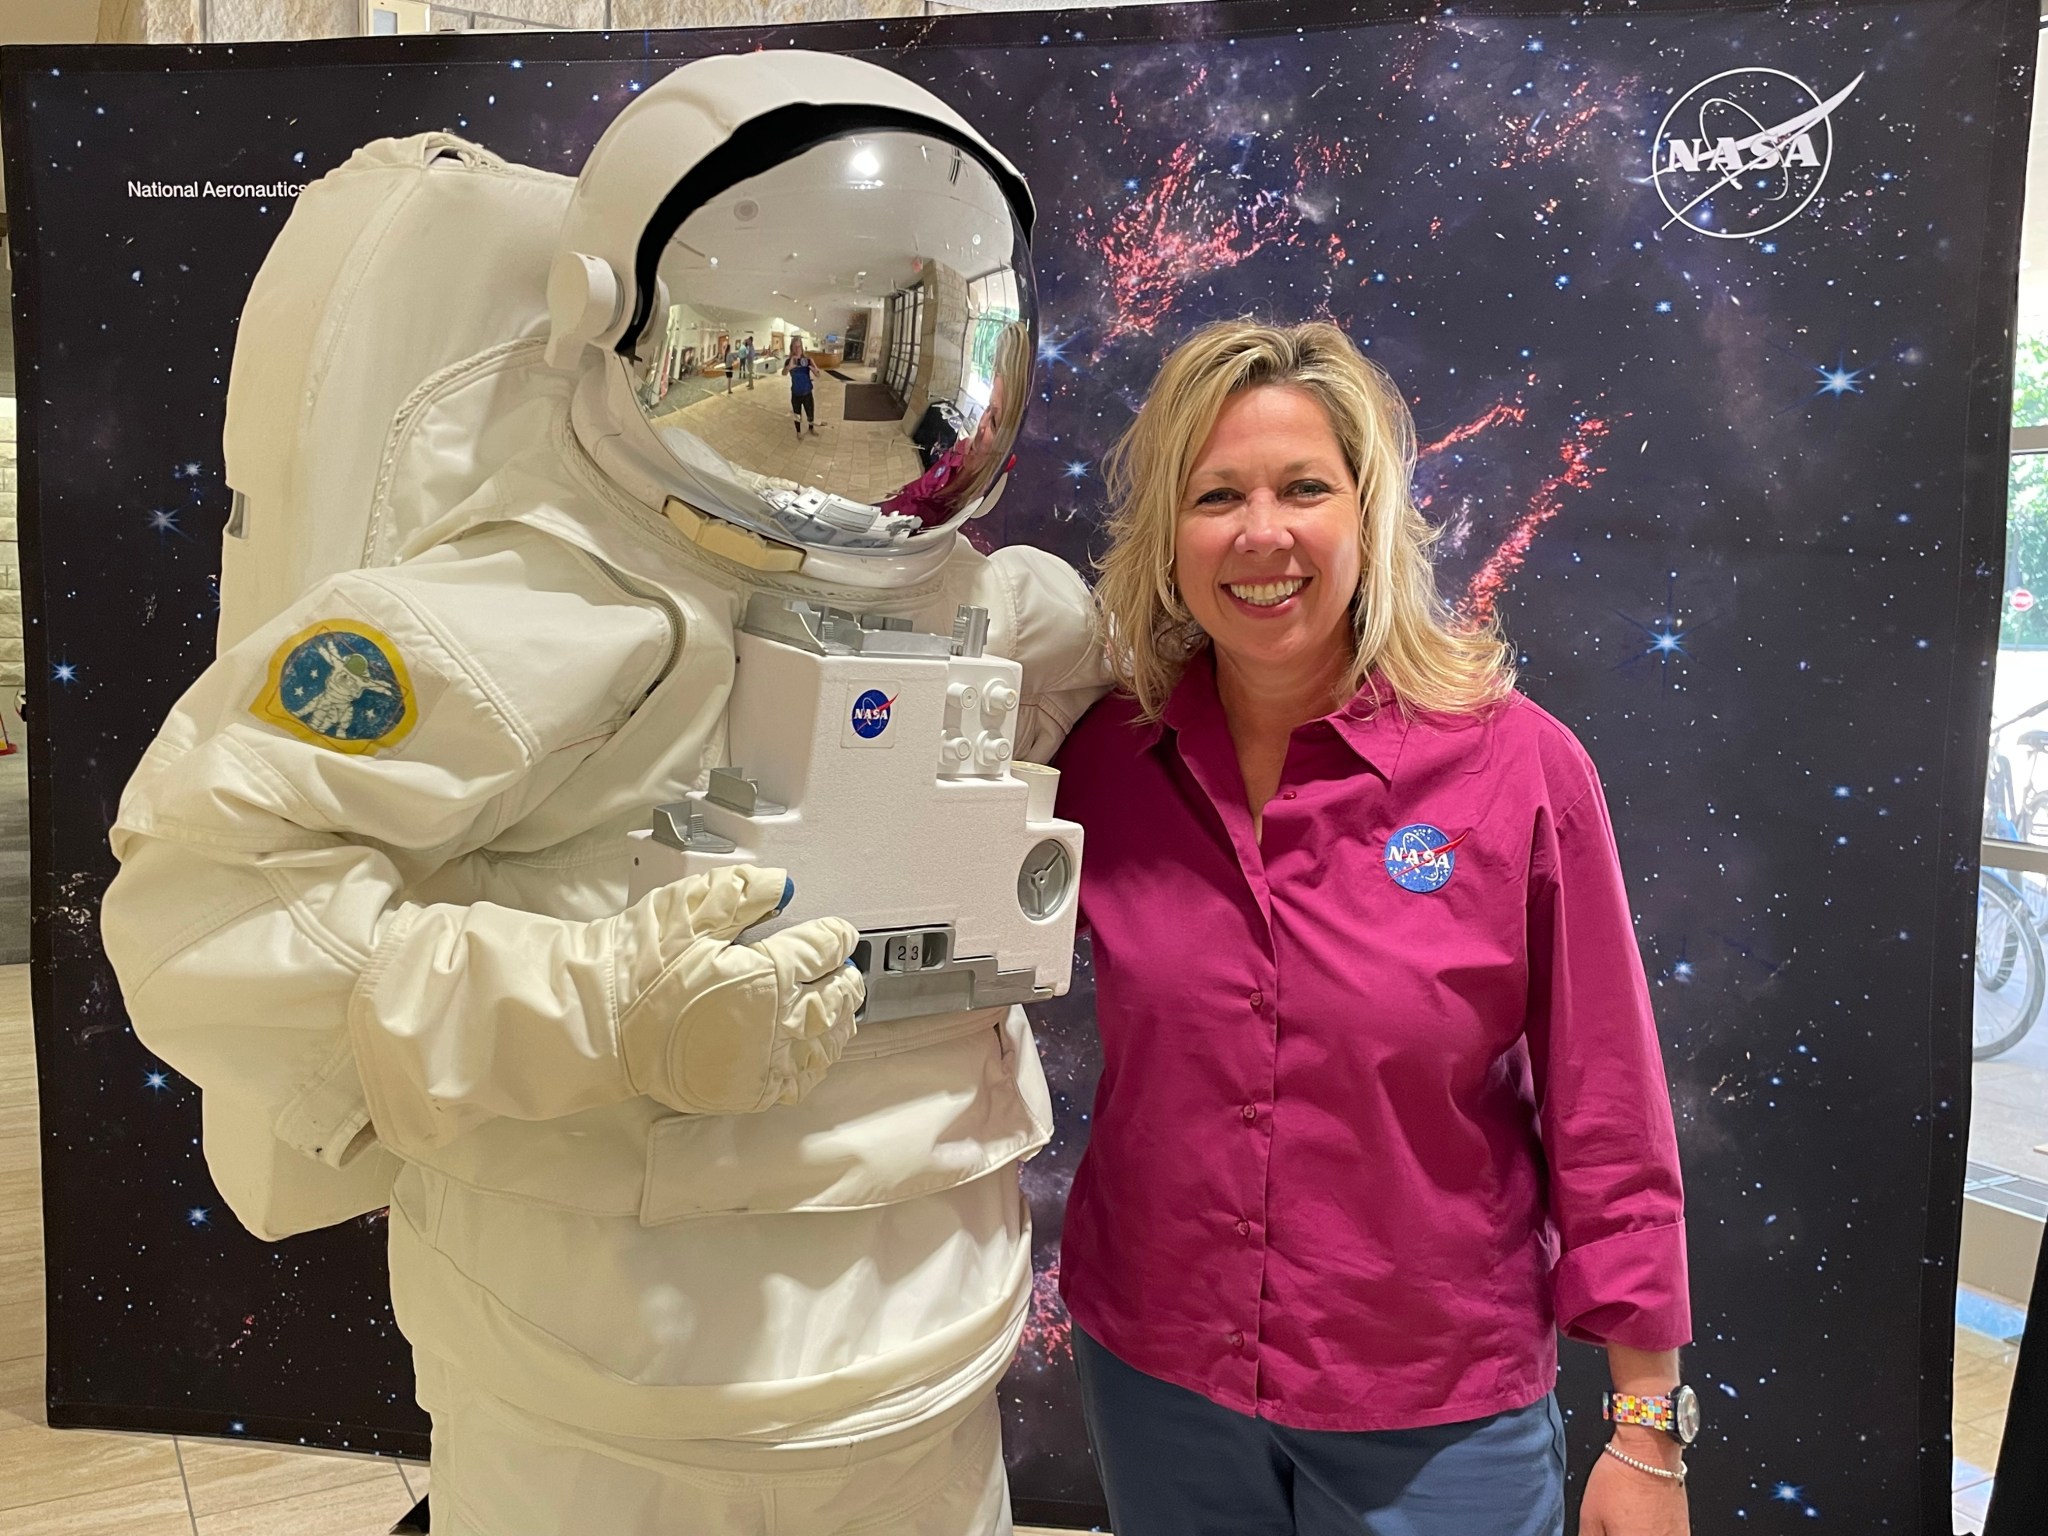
top-left (0, 400), bottom-right (19, 693)
top-left (0, 0), bottom-right (99, 43)
top-left (94, 0), bottom-right (923, 39)
top-left (899, 259), bottom-right (966, 431)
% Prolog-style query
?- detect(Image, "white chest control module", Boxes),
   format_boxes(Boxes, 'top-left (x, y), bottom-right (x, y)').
top-left (627, 594), bottom-right (1085, 1023)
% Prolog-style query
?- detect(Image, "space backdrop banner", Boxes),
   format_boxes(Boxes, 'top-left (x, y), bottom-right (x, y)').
top-left (3, 0), bottom-right (2031, 1527)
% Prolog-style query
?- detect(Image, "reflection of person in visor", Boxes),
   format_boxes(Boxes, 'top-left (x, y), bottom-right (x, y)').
top-left (884, 320), bottom-right (1031, 528)
top-left (101, 50), bottom-right (1106, 1536)
top-left (788, 346), bottom-right (817, 434)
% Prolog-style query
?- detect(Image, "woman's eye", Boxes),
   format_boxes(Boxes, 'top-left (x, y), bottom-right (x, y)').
top-left (1193, 488), bottom-right (1238, 507)
top-left (1290, 481), bottom-right (1332, 498)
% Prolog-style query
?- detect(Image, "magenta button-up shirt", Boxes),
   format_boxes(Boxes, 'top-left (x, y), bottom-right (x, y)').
top-left (1052, 651), bottom-right (1690, 1432)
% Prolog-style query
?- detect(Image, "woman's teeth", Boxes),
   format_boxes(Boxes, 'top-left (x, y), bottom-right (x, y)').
top-left (1226, 578), bottom-right (1307, 608)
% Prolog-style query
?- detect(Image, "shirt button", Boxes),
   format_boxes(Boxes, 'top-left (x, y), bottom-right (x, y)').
top-left (1247, 989), bottom-right (1264, 1009)
top-left (1240, 1104), bottom-right (1257, 1122)
top-left (1236, 1219), bottom-right (1251, 1237)
top-left (1227, 1331), bottom-right (1245, 1349)
top-left (1282, 790), bottom-right (1297, 800)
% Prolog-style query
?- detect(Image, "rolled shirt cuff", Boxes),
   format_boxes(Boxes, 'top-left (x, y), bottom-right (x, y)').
top-left (1551, 1219), bottom-right (1692, 1350)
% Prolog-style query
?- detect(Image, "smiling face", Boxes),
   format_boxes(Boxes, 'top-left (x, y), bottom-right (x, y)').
top-left (1174, 384), bottom-right (1365, 698)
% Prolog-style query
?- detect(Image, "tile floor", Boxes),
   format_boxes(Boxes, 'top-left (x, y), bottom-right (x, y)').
top-left (651, 364), bottom-right (923, 506)
top-left (0, 964), bottom-right (1069, 1534)
top-left (1952, 1292), bottom-right (2026, 1535)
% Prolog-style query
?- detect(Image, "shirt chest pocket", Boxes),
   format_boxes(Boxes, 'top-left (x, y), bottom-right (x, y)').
top-left (1343, 836), bottom-right (1531, 1056)
top-left (637, 1008), bottom-right (1053, 1225)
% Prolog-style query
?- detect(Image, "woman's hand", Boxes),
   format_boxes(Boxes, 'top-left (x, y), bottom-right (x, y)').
top-left (1579, 1430), bottom-right (1691, 1536)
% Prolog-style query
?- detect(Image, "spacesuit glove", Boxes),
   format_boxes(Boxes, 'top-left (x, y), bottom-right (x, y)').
top-left (617, 865), bottom-right (864, 1116)
top-left (756, 917), bottom-right (866, 1107)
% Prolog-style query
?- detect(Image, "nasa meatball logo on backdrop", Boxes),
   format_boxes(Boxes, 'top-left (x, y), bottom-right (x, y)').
top-left (1651, 67), bottom-right (1864, 239)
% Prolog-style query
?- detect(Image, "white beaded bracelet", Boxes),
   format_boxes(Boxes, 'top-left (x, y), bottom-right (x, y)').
top-left (1603, 1441), bottom-right (1688, 1486)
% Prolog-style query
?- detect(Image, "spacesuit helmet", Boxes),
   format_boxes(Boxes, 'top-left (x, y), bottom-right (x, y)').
top-left (550, 51), bottom-right (1038, 582)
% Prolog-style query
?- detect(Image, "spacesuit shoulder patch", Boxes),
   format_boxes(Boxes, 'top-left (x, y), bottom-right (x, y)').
top-left (249, 621), bottom-right (419, 755)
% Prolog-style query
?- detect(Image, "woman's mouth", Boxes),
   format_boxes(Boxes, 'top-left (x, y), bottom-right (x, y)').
top-left (1224, 577), bottom-right (1309, 611)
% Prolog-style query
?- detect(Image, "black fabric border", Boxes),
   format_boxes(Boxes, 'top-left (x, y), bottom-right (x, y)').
top-left (1931, 1), bottom-right (2041, 1528)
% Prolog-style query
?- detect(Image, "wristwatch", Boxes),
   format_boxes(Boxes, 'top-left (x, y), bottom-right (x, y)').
top-left (1603, 1385), bottom-right (1701, 1446)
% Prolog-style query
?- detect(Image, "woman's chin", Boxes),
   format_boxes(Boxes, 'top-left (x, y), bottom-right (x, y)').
top-left (1210, 619), bottom-right (1349, 683)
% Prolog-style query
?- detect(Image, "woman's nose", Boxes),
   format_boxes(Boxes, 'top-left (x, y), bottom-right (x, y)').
top-left (1235, 490), bottom-right (1294, 552)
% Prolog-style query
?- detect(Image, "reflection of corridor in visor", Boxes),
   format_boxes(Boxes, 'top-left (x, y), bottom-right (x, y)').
top-left (647, 367), bottom-right (920, 508)
top-left (630, 124), bottom-right (1033, 550)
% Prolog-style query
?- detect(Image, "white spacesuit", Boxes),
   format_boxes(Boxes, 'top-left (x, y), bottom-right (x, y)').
top-left (100, 52), bottom-right (1103, 1535)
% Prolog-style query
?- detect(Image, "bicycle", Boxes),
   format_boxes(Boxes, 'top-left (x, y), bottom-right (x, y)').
top-left (1977, 699), bottom-right (2048, 1058)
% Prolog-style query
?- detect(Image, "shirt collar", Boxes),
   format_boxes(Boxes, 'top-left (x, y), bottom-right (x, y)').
top-left (1147, 646), bottom-right (1409, 781)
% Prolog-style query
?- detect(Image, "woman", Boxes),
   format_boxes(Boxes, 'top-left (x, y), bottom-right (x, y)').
top-left (788, 345), bottom-right (818, 435)
top-left (883, 321), bottom-right (1031, 528)
top-left (1053, 321), bottom-right (1693, 1536)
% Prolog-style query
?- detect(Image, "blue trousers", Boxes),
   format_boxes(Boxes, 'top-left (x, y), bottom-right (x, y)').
top-left (1074, 1329), bottom-right (1566, 1536)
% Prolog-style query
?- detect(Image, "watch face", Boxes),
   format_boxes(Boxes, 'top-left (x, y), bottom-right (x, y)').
top-left (1674, 1384), bottom-right (1702, 1444)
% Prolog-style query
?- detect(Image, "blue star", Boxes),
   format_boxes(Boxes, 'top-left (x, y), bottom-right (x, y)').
top-left (1773, 1484), bottom-right (1803, 1503)
top-left (144, 1071), bottom-right (169, 1092)
top-left (1814, 356), bottom-right (1865, 398)
top-left (51, 662), bottom-right (77, 685)
top-left (147, 508), bottom-right (180, 535)
top-left (187, 1207), bottom-right (211, 1227)
top-left (1064, 461), bottom-right (1090, 481)
top-left (1617, 573), bottom-right (1709, 686)
top-left (1672, 960), bottom-right (1694, 981)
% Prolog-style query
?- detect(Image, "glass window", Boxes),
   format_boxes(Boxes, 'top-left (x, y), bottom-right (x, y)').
top-left (1962, 29), bottom-right (2048, 1533)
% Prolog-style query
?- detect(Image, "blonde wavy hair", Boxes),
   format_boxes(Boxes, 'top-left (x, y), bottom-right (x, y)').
top-left (1095, 320), bottom-right (1515, 720)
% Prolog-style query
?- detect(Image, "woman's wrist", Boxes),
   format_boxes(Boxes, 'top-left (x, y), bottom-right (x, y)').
top-left (1609, 1422), bottom-right (1688, 1472)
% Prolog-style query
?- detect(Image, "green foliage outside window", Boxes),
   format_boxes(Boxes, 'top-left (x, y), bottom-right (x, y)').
top-left (2004, 337), bottom-right (2048, 647)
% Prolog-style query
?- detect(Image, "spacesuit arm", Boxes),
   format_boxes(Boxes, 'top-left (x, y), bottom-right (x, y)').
top-left (102, 559), bottom-right (855, 1177)
top-left (979, 544), bottom-right (1110, 764)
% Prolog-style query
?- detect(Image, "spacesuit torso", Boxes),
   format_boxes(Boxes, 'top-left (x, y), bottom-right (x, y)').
top-left (103, 410), bottom-right (1104, 1445)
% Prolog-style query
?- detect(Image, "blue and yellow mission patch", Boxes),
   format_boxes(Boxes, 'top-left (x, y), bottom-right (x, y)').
top-left (249, 621), bottom-right (417, 755)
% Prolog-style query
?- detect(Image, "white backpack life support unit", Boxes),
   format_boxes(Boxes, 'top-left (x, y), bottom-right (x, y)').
top-left (218, 132), bottom-right (575, 652)
top-left (209, 133), bottom-right (574, 1234)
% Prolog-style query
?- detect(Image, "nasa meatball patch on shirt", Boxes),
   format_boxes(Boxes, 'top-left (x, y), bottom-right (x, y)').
top-left (1383, 822), bottom-right (1468, 893)
top-left (249, 620), bottom-right (420, 755)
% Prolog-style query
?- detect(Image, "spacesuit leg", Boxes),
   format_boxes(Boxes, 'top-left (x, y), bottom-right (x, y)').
top-left (416, 1354), bottom-right (1012, 1536)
